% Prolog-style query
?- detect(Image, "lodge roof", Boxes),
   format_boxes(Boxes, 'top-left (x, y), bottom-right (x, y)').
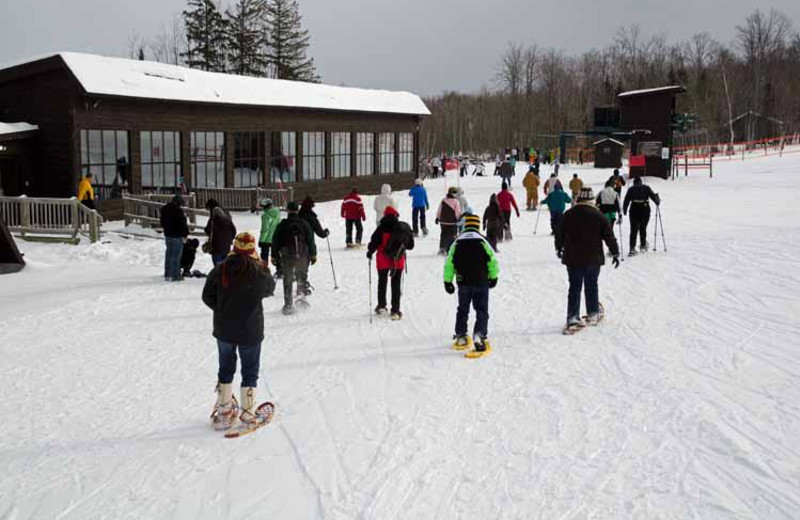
top-left (618, 86), bottom-right (685, 99)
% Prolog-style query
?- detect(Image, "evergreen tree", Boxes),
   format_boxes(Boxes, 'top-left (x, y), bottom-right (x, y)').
top-left (182, 0), bottom-right (228, 72)
top-left (225, 0), bottom-right (268, 76)
top-left (263, 0), bottom-right (319, 82)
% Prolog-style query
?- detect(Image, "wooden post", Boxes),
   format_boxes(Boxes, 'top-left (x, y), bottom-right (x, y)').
top-left (89, 210), bottom-right (99, 243)
top-left (20, 196), bottom-right (30, 236)
top-left (709, 155), bottom-right (713, 179)
top-left (72, 198), bottom-right (81, 236)
top-left (350, 132), bottom-right (357, 178)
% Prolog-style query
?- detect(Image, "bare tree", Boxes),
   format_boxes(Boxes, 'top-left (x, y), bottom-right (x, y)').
top-left (496, 42), bottom-right (525, 96)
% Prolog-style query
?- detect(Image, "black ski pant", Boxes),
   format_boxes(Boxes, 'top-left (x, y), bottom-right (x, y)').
top-left (439, 224), bottom-right (457, 252)
top-left (377, 269), bottom-right (402, 313)
top-left (281, 255), bottom-right (309, 307)
top-left (629, 205), bottom-right (651, 251)
top-left (345, 219), bottom-right (363, 245)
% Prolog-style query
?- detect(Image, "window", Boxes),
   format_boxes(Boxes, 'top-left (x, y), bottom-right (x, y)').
top-left (331, 132), bottom-right (351, 178)
top-left (234, 132), bottom-right (264, 187)
top-left (141, 131), bottom-right (181, 190)
top-left (398, 133), bottom-right (414, 172)
top-left (378, 133), bottom-right (395, 174)
top-left (191, 132), bottom-right (225, 188)
top-left (355, 133), bottom-right (374, 177)
top-left (80, 130), bottom-right (130, 196)
top-left (302, 132), bottom-right (325, 182)
top-left (271, 132), bottom-right (296, 183)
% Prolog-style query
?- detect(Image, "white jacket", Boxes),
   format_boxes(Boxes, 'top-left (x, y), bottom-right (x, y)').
top-left (373, 184), bottom-right (397, 223)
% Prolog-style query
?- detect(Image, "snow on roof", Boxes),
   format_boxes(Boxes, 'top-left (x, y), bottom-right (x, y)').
top-left (0, 122), bottom-right (38, 136)
top-left (594, 138), bottom-right (624, 146)
top-left (618, 85), bottom-right (685, 98)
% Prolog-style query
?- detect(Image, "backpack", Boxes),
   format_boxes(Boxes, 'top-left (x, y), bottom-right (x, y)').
top-left (383, 222), bottom-right (414, 260)
top-left (281, 220), bottom-right (309, 259)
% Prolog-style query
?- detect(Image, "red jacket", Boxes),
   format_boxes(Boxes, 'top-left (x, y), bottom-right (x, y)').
top-left (374, 230), bottom-right (406, 270)
top-left (496, 190), bottom-right (519, 214)
top-left (341, 192), bottom-right (366, 220)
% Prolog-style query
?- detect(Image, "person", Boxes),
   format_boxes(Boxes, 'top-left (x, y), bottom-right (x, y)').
top-left (459, 158), bottom-right (469, 177)
top-left (555, 187), bottom-right (620, 331)
top-left (408, 178), bottom-right (430, 236)
top-left (373, 184), bottom-right (397, 225)
top-left (444, 214), bottom-right (499, 357)
top-left (77, 172), bottom-right (95, 209)
top-left (436, 186), bottom-right (462, 255)
top-left (159, 194), bottom-right (189, 281)
top-left (509, 154), bottom-right (517, 176)
top-left (543, 172), bottom-right (562, 195)
top-left (455, 187), bottom-right (469, 215)
top-left (541, 184), bottom-right (572, 236)
top-left (341, 187), bottom-right (366, 247)
top-left (482, 194), bottom-right (504, 251)
top-left (596, 180), bottom-right (622, 226)
top-left (522, 168), bottom-right (540, 210)
top-left (258, 198), bottom-right (281, 265)
top-left (431, 156), bottom-right (441, 178)
top-left (496, 182), bottom-right (520, 240)
top-left (367, 206), bottom-right (415, 320)
top-left (204, 199), bottom-right (237, 266)
top-left (271, 201), bottom-right (316, 315)
top-left (498, 158), bottom-right (514, 187)
top-left (271, 151), bottom-right (288, 183)
top-left (473, 161), bottom-right (485, 176)
top-left (298, 195), bottom-right (329, 292)
top-left (608, 169), bottom-right (627, 195)
top-left (568, 174), bottom-right (583, 207)
top-left (203, 231), bottom-right (276, 430)
top-left (181, 238), bottom-right (201, 278)
top-left (623, 177), bottom-right (661, 255)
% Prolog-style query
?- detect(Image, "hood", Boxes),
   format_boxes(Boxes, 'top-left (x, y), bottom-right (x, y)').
top-left (383, 206), bottom-right (399, 217)
top-left (300, 196), bottom-right (315, 211)
top-left (381, 184), bottom-right (392, 196)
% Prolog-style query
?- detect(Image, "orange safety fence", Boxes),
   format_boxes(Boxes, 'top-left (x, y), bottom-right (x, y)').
top-left (674, 134), bottom-right (800, 162)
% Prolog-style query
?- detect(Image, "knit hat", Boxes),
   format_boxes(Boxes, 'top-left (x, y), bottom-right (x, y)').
top-left (501, 182), bottom-right (508, 190)
top-left (383, 206), bottom-right (399, 217)
top-left (260, 198), bottom-right (273, 208)
top-left (448, 186), bottom-right (459, 196)
top-left (414, 178), bottom-right (423, 186)
top-left (463, 214), bottom-right (481, 232)
top-left (286, 201), bottom-right (299, 213)
top-left (577, 187), bottom-right (595, 203)
top-left (232, 232), bottom-right (259, 259)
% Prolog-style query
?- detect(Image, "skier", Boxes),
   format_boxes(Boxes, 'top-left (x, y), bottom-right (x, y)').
top-left (159, 194), bottom-right (189, 281)
top-left (623, 177), bottom-right (661, 255)
top-left (568, 173), bottom-right (583, 207)
top-left (555, 187), bottom-right (620, 332)
top-left (436, 186), bottom-right (462, 255)
top-left (522, 168), bottom-right (540, 210)
top-left (77, 172), bottom-right (96, 209)
top-left (203, 231), bottom-right (275, 430)
top-left (408, 178), bottom-right (429, 236)
top-left (271, 201), bottom-right (316, 315)
top-left (367, 206), bottom-right (415, 320)
top-left (299, 196), bottom-right (329, 294)
top-left (496, 182), bottom-right (520, 240)
top-left (341, 187), bottom-right (366, 247)
top-left (541, 183), bottom-right (572, 236)
top-left (498, 158), bottom-right (514, 187)
top-left (596, 180), bottom-right (621, 226)
top-left (373, 184), bottom-right (397, 225)
top-left (482, 193), bottom-right (504, 251)
top-left (444, 214), bottom-right (499, 357)
top-left (204, 199), bottom-right (237, 266)
top-left (608, 169), bottom-right (627, 195)
top-left (258, 198), bottom-right (281, 265)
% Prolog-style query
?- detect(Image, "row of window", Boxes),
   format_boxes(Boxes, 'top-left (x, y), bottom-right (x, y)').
top-left (79, 130), bottom-right (415, 189)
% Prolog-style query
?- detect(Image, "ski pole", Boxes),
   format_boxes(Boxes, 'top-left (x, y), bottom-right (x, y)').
top-left (533, 203), bottom-right (542, 234)
top-left (618, 216), bottom-right (625, 261)
top-left (652, 208), bottom-right (658, 252)
top-left (657, 205), bottom-right (667, 252)
top-left (326, 235), bottom-right (338, 290)
top-left (368, 256), bottom-right (373, 324)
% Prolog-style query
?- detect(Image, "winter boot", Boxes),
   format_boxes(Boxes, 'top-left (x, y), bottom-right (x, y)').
top-left (282, 304), bottom-right (295, 315)
top-left (466, 335), bottom-right (492, 358)
top-left (211, 382), bottom-right (238, 430)
top-left (452, 334), bottom-right (473, 351)
top-left (391, 311), bottom-right (403, 321)
top-left (374, 306), bottom-right (388, 315)
top-left (239, 387), bottom-right (261, 424)
top-left (422, 227), bottom-right (429, 236)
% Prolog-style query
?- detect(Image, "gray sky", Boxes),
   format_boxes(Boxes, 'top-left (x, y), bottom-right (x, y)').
top-left (2, 0), bottom-right (799, 96)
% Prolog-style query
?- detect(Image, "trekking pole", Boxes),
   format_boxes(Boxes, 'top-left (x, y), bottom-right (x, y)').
top-left (652, 209), bottom-right (658, 252)
top-left (533, 203), bottom-right (542, 234)
top-left (369, 256), bottom-right (373, 324)
top-left (618, 216), bottom-right (625, 261)
top-left (326, 235), bottom-right (339, 290)
top-left (657, 205), bottom-right (667, 252)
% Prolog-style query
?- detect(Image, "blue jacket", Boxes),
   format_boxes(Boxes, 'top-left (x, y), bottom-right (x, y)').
top-left (409, 185), bottom-right (429, 209)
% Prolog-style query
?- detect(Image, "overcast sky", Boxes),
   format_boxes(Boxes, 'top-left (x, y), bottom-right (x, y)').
top-left (2, 0), bottom-right (799, 96)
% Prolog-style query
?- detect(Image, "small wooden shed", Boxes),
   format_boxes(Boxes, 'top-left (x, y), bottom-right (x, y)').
top-left (594, 138), bottom-right (624, 168)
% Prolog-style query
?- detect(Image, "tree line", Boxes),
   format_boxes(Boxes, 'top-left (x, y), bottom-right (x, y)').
top-left (127, 0), bottom-right (317, 82)
top-left (421, 9), bottom-right (800, 156)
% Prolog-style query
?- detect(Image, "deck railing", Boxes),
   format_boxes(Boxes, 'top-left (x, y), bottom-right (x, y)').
top-left (0, 196), bottom-right (103, 243)
top-left (123, 194), bottom-right (209, 234)
top-left (193, 187), bottom-right (293, 211)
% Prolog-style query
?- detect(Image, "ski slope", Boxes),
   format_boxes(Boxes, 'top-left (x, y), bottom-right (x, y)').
top-left (1, 155), bottom-right (800, 519)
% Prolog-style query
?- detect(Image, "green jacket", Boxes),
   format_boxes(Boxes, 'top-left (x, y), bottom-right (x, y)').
top-left (259, 207), bottom-right (281, 243)
top-left (443, 231), bottom-right (499, 286)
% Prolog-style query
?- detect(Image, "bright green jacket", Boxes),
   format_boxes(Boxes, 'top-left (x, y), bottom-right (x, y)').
top-left (443, 231), bottom-right (499, 285)
top-left (259, 207), bottom-right (281, 243)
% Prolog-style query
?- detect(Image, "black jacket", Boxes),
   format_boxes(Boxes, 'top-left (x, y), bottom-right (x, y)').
top-left (204, 207), bottom-right (237, 256)
top-left (623, 184), bottom-right (661, 214)
top-left (556, 204), bottom-right (619, 267)
top-left (160, 202), bottom-right (189, 238)
top-left (446, 231), bottom-right (498, 286)
top-left (299, 208), bottom-right (327, 239)
top-left (272, 213), bottom-right (317, 261)
top-left (499, 162), bottom-right (514, 179)
top-left (482, 202), bottom-right (504, 232)
top-left (201, 258), bottom-right (275, 345)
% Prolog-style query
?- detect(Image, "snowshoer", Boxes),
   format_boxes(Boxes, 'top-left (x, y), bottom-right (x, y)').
top-left (258, 198), bottom-right (281, 265)
top-left (541, 184), bottom-right (572, 236)
top-left (298, 196), bottom-right (329, 294)
top-left (367, 206), bottom-right (415, 320)
top-left (608, 169), bottom-right (626, 195)
top-left (202, 231), bottom-right (275, 430)
top-left (543, 173), bottom-right (562, 196)
top-left (408, 178), bottom-right (429, 236)
top-left (623, 177), bottom-right (661, 255)
top-left (498, 159), bottom-right (514, 187)
top-left (272, 201), bottom-right (316, 315)
top-left (204, 199), bottom-right (237, 266)
top-left (373, 184), bottom-right (397, 225)
top-left (341, 188), bottom-right (366, 247)
top-left (496, 182), bottom-right (520, 240)
top-left (596, 180), bottom-right (622, 226)
top-left (77, 172), bottom-right (95, 210)
top-left (569, 174), bottom-right (583, 207)
top-left (160, 194), bottom-right (189, 281)
top-left (431, 156), bottom-right (441, 178)
top-left (436, 187), bottom-right (462, 254)
top-left (180, 238), bottom-right (200, 278)
top-left (555, 187), bottom-right (620, 332)
top-left (522, 169), bottom-right (540, 210)
top-left (444, 214), bottom-right (499, 357)
top-left (482, 194), bottom-right (504, 251)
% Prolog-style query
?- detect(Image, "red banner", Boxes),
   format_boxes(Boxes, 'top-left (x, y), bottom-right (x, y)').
top-left (629, 155), bottom-right (646, 167)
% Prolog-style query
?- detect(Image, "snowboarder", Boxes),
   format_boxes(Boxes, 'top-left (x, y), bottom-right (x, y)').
top-left (522, 168), bottom-right (540, 210)
top-left (541, 184), bottom-right (572, 236)
top-left (271, 201), bottom-right (316, 315)
top-left (77, 172), bottom-right (96, 209)
top-left (367, 206), bottom-right (415, 320)
top-left (202, 231), bottom-right (275, 430)
top-left (623, 177), bottom-right (661, 255)
top-left (608, 169), bottom-right (626, 196)
top-left (436, 187), bottom-right (462, 255)
top-left (482, 193), bottom-right (504, 251)
top-left (596, 180), bottom-right (621, 226)
top-left (258, 198), bottom-right (281, 265)
top-left (444, 214), bottom-right (499, 357)
top-left (409, 178), bottom-right (430, 236)
top-left (159, 194), bottom-right (189, 281)
top-left (341, 187), bottom-right (366, 247)
top-left (373, 184), bottom-right (397, 225)
top-left (568, 174), bottom-right (583, 207)
top-left (496, 182), bottom-right (520, 240)
top-left (555, 187), bottom-right (620, 332)
top-left (204, 199), bottom-right (237, 266)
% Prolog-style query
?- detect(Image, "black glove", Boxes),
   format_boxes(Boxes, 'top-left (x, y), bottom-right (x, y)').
top-left (488, 278), bottom-right (497, 289)
top-left (310, 256), bottom-right (317, 265)
top-left (612, 256), bottom-right (620, 269)
top-left (444, 281), bottom-right (455, 294)
top-left (366, 251), bottom-right (373, 260)
top-left (435, 218), bottom-right (440, 225)
top-left (557, 249), bottom-right (563, 259)
top-left (324, 228), bottom-right (330, 237)
top-left (618, 216), bottom-right (623, 224)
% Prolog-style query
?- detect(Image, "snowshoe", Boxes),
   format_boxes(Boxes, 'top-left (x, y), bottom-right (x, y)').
top-left (452, 335), bottom-right (473, 351)
top-left (628, 250), bottom-right (637, 257)
top-left (390, 311), bottom-right (403, 321)
top-left (282, 304), bottom-right (295, 315)
top-left (210, 383), bottom-right (239, 431)
top-left (465, 337), bottom-right (492, 358)
top-left (562, 317), bottom-right (585, 335)
top-left (374, 306), bottom-right (388, 316)
top-left (295, 298), bottom-right (310, 310)
top-left (583, 303), bottom-right (605, 326)
top-left (225, 402), bottom-right (275, 439)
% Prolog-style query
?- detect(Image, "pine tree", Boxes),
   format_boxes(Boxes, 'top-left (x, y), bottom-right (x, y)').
top-left (182, 0), bottom-right (228, 72)
top-left (263, 0), bottom-right (319, 82)
top-left (225, 0), bottom-right (268, 76)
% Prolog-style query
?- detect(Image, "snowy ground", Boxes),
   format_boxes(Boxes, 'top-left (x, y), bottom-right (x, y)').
top-left (1, 155), bottom-right (800, 519)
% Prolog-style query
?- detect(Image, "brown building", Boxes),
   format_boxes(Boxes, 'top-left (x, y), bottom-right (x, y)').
top-left (593, 138), bottom-right (624, 169)
top-left (0, 53), bottom-right (429, 203)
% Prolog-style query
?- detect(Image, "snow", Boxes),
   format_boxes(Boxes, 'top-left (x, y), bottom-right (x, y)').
top-left (0, 122), bottom-right (38, 136)
top-left (594, 137), bottom-right (625, 146)
top-left (0, 53), bottom-right (430, 116)
top-left (2, 153), bottom-right (800, 518)
top-left (617, 85), bottom-right (685, 98)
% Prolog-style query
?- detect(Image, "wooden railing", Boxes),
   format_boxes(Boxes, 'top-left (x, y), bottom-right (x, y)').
top-left (123, 194), bottom-right (209, 235)
top-left (193, 187), bottom-right (293, 211)
top-left (0, 196), bottom-right (103, 244)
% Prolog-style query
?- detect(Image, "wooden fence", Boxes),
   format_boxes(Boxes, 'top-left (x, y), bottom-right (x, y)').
top-left (193, 187), bottom-right (293, 211)
top-left (0, 196), bottom-right (103, 244)
top-left (123, 194), bottom-right (209, 235)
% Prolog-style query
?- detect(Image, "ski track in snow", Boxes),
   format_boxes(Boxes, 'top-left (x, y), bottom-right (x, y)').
top-left (2, 155), bottom-right (800, 519)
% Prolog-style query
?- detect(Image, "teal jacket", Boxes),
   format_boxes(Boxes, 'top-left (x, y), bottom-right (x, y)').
top-left (541, 190), bottom-right (572, 214)
top-left (259, 207), bottom-right (281, 243)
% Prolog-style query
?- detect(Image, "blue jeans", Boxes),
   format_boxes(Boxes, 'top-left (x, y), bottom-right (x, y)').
top-left (212, 253), bottom-right (227, 266)
top-left (455, 284), bottom-right (490, 338)
top-left (164, 237), bottom-right (184, 279)
top-left (217, 340), bottom-right (262, 387)
top-left (567, 265), bottom-right (600, 321)
top-left (412, 207), bottom-right (427, 234)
